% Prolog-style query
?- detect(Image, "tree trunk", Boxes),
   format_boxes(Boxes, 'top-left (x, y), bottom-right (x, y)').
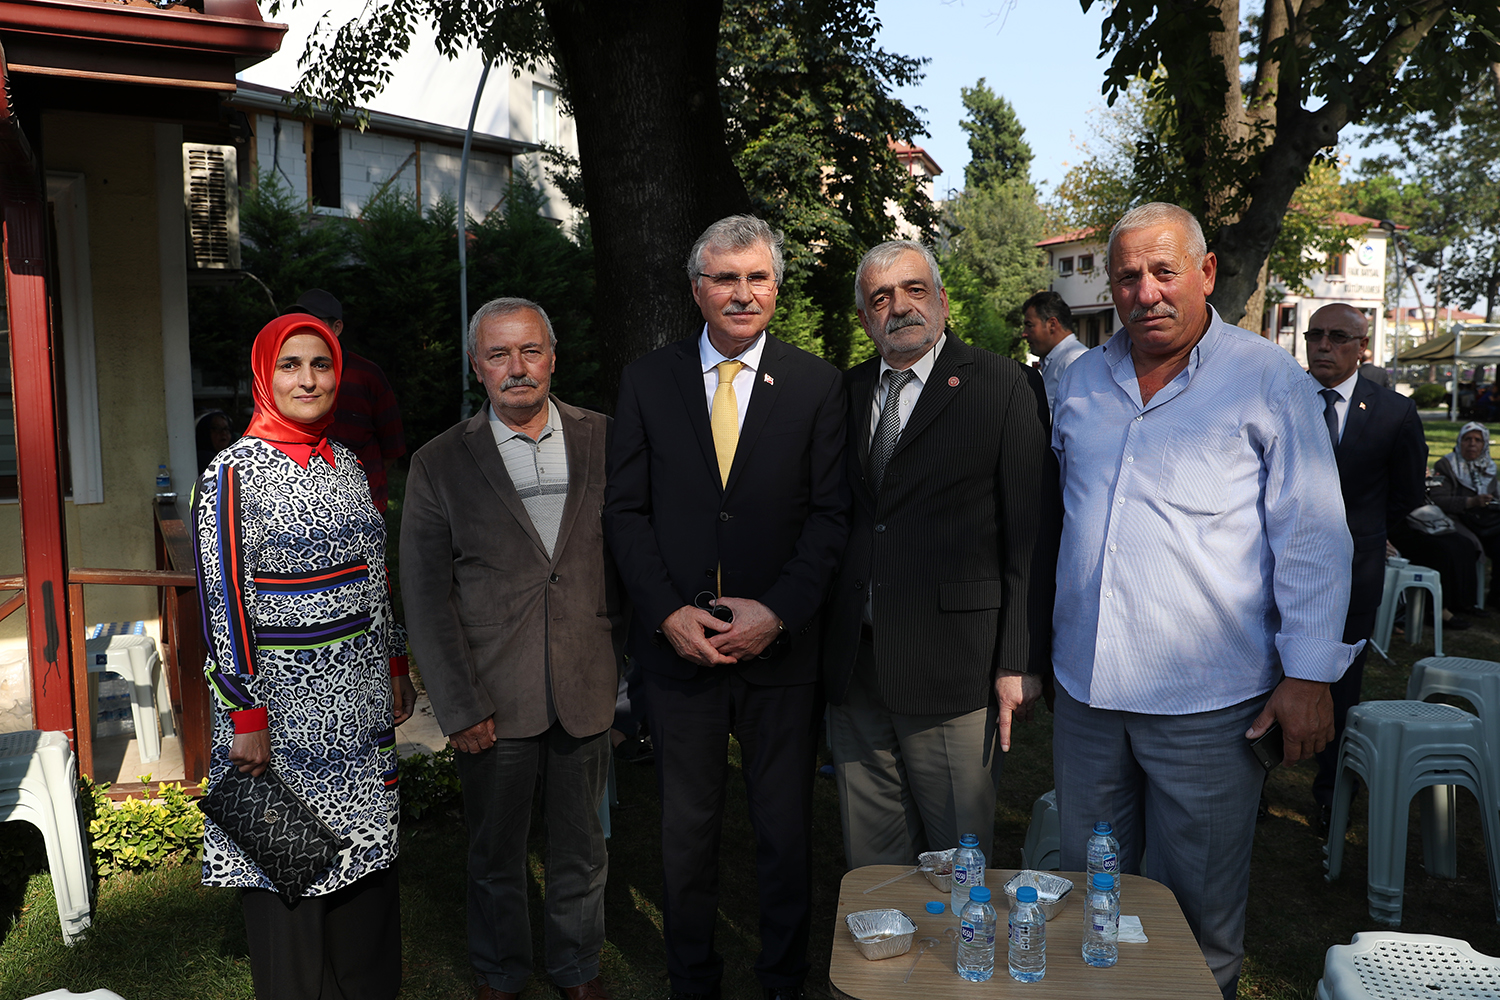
top-left (545, 0), bottom-right (751, 410)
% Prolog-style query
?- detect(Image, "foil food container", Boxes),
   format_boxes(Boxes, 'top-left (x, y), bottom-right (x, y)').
top-left (918, 848), bottom-right (955, 893)
top-left (845, 907), bottom-right (917, 960)
top-left (1003, 870), bottom-right (1074, 921)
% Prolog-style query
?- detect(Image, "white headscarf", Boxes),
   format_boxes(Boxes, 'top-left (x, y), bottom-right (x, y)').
top-left (1447, 421), bottom-right (1499, 493)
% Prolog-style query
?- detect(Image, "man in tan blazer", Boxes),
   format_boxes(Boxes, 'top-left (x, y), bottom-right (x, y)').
top-left (402, 297), bottom-right (622, 1000)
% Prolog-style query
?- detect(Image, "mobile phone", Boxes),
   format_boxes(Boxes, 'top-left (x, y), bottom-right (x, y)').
top-left (1250, 722), bottom-right (1285, 772)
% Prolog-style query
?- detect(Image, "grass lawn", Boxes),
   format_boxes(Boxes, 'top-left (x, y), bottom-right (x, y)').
top-left (3, 422), bottom-right (1500, 998)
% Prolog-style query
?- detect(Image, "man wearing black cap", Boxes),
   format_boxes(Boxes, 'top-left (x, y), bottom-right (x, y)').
top-left (287, 289), bottom-right (407, 511)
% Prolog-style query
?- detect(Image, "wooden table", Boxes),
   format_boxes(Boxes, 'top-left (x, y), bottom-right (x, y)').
top-left (830, 866), bottom-right (1221, 999)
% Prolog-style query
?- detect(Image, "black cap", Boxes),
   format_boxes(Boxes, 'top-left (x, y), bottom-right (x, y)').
top-left (283, 288), bottom-right (342, 323)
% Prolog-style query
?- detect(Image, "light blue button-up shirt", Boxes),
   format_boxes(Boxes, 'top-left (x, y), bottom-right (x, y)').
top-left (1051, 308), bottom-right (1359, 714)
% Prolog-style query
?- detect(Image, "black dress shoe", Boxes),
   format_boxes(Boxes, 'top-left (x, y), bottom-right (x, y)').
top-left (763, 988), bottom-right (805, 1000)
top-left (614, 735), bottom-right (654, 765)
top-left (1447, 615), bottom-right (1472, 631)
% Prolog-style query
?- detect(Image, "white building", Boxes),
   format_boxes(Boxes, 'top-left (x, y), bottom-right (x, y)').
top-left (889, 140), bottom-right (941, 240)
top-left (1034, 212), bottom-right (1393, 366)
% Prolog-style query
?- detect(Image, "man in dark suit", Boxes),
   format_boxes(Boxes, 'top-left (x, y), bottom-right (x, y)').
top-left (603, 216), bottom-right (848, 1000)
top-left (1307, 302), bottom-right (1427, 834)
top-left (822, 240), bottom-right (1060, 868)
top-left (402, 298), bottom-right (622, 1000)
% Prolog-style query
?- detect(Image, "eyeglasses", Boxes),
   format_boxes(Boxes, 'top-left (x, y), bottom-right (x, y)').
top-left (1303, 329), bottom-right (1364, 345)
top-left (697, 271), bottom-right (778, 294)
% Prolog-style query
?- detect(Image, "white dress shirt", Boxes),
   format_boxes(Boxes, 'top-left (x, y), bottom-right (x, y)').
top-left (1039, 333), bottom-right (1089, 414)
top-left (867, 334), bottom-right (946, 447)
top-left (1320, 369), bottom-right (1360, 441)
top-left (1051, 309), bottom-right (1359, 714)
top-left (699, 326), bottom-right (766, 430)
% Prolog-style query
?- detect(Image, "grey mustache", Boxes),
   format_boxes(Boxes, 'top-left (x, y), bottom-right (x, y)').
top-left (501, 375), bottom-right (541, 390)
top-left (1129, 304), bottom-right (1177, 322)
top-left (884, 313), bottom-right (926, 335)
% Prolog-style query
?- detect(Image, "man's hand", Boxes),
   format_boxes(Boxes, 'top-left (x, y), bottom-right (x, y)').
top-left (707, 598), bottom-right (782, 661)
top-left (230, 729), bottom-right (271, 776)
top-left (392, 674), bottom-right (417, 726)
top-left (450, 716), bottom-right (497, 754)
top-left (661, 605), bottom-right (737, 667)
top-left (1246, 676), bottom-right (1333, 764)
top-left (995, 671), bottom-right (1043, 752)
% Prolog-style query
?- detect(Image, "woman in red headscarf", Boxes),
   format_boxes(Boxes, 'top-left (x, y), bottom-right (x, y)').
top-left (194, 314), bottom-right (414, 999)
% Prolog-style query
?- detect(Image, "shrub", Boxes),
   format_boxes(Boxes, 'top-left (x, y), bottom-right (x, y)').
top-left (400, 746), bottom-right (462, 821)
top-left (85, 777), bottom-right (206, 878)
top-left (1412, 382), bottom-right (1447, 408)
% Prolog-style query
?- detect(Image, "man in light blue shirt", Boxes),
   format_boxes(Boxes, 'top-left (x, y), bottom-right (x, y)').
top-left (1021, 290), bottom-right (1088, 414)
top-left (1050, 203), bottom-right (1358, 999)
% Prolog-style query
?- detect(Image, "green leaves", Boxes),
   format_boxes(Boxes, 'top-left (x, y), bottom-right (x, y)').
top-left (397, 746), bottom-right (463, 821)
top-left (959, 80), bottom-right (1032, 191)
top-left (84, 777), bottom-right (207, 879)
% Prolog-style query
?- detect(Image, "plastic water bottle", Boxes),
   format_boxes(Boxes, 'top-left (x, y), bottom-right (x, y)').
top-left (1007, 884), bottom-right (1046, 982)
top-left (154, 464), bottom-right (173, 499)
top-left (1086, 821), bottom-right (1120, 895)
top-left (956, 885), bottom-right (996, 982)
top-left (1082, 871), bottom-right (1119, 967)
top-left (950, 833), bottom-right (985, 915)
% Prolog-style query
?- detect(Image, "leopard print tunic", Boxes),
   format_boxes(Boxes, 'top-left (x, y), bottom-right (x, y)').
top-left (194, 436), bottom-right (399, 893)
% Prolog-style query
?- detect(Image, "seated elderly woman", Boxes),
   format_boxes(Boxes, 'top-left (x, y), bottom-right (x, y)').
top-left (1430, 421), bottom-right (1500, 609)
top-left (195, 313), bottom-right (415, 999)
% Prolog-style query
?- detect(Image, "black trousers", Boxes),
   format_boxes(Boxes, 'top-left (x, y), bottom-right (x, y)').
top-left (645, 668), bottom-right (819, 993)
top-left (241, 863), bottom-right (401, 1000)
top-left (1314, 607), bottom-right (1379, 808)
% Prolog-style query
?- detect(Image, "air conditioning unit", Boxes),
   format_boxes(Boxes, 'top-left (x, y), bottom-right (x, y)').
top-left (182, 143), bottom-right (240, 270)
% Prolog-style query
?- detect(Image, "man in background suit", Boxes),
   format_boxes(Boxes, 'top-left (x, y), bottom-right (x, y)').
top-left (402, 298), bottom-right (621, 1000)
top-left (603, 216), bottom-right (847, 1000)
top-left (1307, 302), bottom-right (1427, 835)
top-left (822, 240), bottom-right (1060, 868)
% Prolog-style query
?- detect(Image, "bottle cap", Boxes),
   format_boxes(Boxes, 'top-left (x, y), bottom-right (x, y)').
top-left (1016, 885), bottom-right (1038, 903)
top-left (926, 901), bottom-right (945, 914)
top-left (959, 833), bottom-right (979, 846)
top-left (1092, 872), bottom-right (1115, 890)
top-left (969, 886), bottom-right (991, 903)
top-left (1093, 820), bottom-right (1113, 834)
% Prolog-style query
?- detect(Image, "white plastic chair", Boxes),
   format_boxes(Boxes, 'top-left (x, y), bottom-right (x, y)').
top-left (0, 730), bottom-right (93, 944)
top-left (84, 633), bottom-right (172, 764)
top-left (1316, 931), bottom-right (1500, 1000)
top-left (1323, 701), bottom-right (1500, 926)
top-left (24, 990), bottom-right (128, 999)
top-left (1370, 560), bottom-right (1443, 658)
top-left (1021, 788), bottom-right (1060, 871)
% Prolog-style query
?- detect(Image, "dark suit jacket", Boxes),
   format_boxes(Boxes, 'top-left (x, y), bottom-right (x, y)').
top-left (822, 335), bottom-right (1062, 715)
top-left (603, 331), bottom-right (849, 685)
top-left (1333, 375), bottom-right (1427, 632)
top-left (400, 397), bottom-right (623, 739)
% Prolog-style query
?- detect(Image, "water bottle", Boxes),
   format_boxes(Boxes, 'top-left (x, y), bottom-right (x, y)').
top-left (1082, 871), bottom-right (1119, 967)
top-left (1007, 884), bottom-right (1046, 982)
top-left (950, 832), bottom-right (985, 915)
top-left (956, 885), bottom-right (996, 982)
top-left (1086, 820), bottom-right (1120, 895)
top-left (154, 464), bottom-right (173, 499)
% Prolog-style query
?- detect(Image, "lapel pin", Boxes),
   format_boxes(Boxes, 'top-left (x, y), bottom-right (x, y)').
top-left (1359, 401), bottom-right (1366, 410)
top-left (763, 373), bottom-right (774, 385)
top-left (948, 376), bottom-right (960, 387)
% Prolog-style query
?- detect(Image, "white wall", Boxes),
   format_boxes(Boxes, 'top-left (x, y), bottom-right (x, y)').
top-left (254, 114), bottom-right (307, 199)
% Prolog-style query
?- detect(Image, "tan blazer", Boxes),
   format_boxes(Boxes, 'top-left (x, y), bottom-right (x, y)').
top-left (400, 397), bottom-right (623, 739)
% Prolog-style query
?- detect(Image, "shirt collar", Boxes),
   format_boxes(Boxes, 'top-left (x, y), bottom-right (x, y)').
top-left (878, 332), bottom-right (946, 386)
top-left (1103, 307), bottom-right (1222, 386)
top-left (700, 325), bottom-right (767, 374)
top-left (488, 397), bottom-right (560, 442)
top-left (1326, 369), bottom-right (1360, 403)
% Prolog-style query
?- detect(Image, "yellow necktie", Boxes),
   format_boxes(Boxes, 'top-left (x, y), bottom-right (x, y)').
top-left (711, 360), bottom-right (744, 486)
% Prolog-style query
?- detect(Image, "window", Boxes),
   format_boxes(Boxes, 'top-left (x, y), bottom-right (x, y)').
top-left (1278, 304), bottom-right (1298, 334)
top-left (533, 84), bottom-right (558, 147)
top-left (310, 124), bottom-right (341, 209)
top-left (1059, 257), bottom-right (1074, 276)
top-left (1078, 253), bottom-right (1094, 272)
top-left (1325, 253), bottom-right (1345, 277)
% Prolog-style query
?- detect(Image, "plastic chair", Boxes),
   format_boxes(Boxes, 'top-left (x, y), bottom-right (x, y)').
top-left (1021, 788), bottom-right (1060, 871)
top-left (1315, 931), bottom-right (1500, 1000)
top-left (0, 731), bottom-right (93, 944)
top-left (1324, 701), bottom-right (1500, 927)
top-left (24, 990), bottom-right (128, 1000)
top-left (597, 755), bottom-right (617, 840)
top-left (1409, 656), bottom-right (1500, 796)
top-left (84, 632), bottom-right (173, 764)
top-left (1370, 560), bottom-right (1443, 658)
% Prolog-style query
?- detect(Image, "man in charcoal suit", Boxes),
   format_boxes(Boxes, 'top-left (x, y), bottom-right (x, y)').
top-left (822, 239), bottom-right (1061, 868)
top-left (603, 216), bottom-right (848, 1000)
top-left (1306, 302), bottom-right (1427, 835)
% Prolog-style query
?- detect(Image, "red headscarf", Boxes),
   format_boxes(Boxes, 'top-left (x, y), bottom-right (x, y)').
top-left (244, 314), bottom-right (343, 468)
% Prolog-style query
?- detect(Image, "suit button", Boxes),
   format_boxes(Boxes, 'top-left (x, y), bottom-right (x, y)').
top-left (705, 569), bottom-right (715, 578)
top-left (719, 511), bottom-right (730, 521)
top-left (549, 573), bottom-right (560, 583)
top-left (854, 580), bottom-right (864, 590)
top-left (874, 524), bottom-right (886, 533)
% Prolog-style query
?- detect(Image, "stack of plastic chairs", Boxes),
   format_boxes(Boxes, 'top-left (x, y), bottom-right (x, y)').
top-left (1316, 931), bottom-right (1500, 999)
top-left (0, 730), bottom-right (93, 943)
